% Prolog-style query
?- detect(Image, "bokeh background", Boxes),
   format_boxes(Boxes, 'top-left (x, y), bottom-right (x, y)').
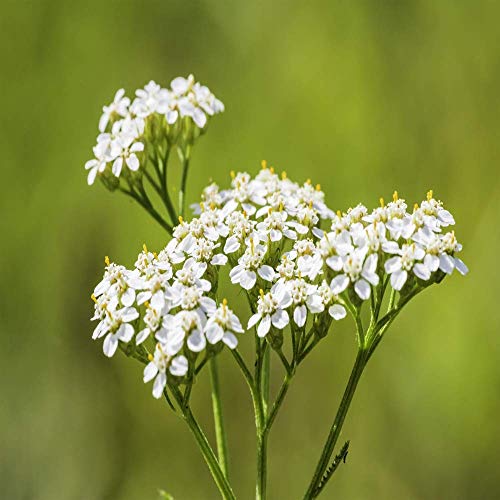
top-left (2, 1), bottom-right (499, 499)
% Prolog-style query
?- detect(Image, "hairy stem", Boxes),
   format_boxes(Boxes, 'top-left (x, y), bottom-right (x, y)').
top-left (303, 348), bottom-right (367, 499)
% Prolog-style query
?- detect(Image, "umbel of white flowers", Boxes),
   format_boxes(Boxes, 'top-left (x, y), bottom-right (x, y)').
top-left (84, 75), bottom-right (224, 187)
top-left (90, 164), bottom-right (468, 399)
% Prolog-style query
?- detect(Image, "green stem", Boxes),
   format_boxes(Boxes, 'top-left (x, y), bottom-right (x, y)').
top-left (303, 348), bottom-right (367, 499)
top-left (209, 357), bottom-right (230, 479)
top-left (179, 146), bottom-right (191, 218)
top-left (169, 388), bottom-right (235, 500)
top-left (254, 338), bottom-right (267, 500)
top-left (261, 344), bottom-right (270, 417)
top-left (264, 373), bottom-right (292, 434)
top-left (256, 423), bottom-right (268, 500)
top-left (160, 147), bottom-right (178, 224)
top-left (118, 187), bottom-right (173, 234)
top-left (298, 336), bottom-right (320, 365)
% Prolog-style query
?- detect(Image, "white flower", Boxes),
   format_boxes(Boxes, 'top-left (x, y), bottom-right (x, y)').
top-left (92, 306), bottom-right (139, 357)
top-left (99, 89), bottom-right (130, 132)
top-left (316, 280), bottom-right (347, 320)
top-left (384, 243), bottom-right (426, 290)
top-left (285, 278), bottom-right (321, 327)
top-left (111, 134), bottom-right (144, 177)
top-left (204, 299), bottom-right (243, 349)
top-left (229, 239), bottom-right (274, 290)
top-left (247, 285), bottom-right (292, 337)
top-left (256, 210), bottom-right (297, 242)
top-left (131, 80), bottom-right (170, 118)
top-left (330, 250), bottom-right (379, 300)
top-left (169, 75), bottom-right (224, 128)
top-left (174, 258), bottom-right (211, 291)
top-left (143, 344), bottom-right (188, 399)
top-left (85, 133), bottom-right (121, 185)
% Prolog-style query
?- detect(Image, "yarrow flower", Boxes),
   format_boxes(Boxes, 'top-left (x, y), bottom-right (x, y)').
top-left (85, 75), bottom-right (224, 186)
top-left (90, 164), bottom-right (467, 399)
top-left (84, 75), bottom-right (470, 500)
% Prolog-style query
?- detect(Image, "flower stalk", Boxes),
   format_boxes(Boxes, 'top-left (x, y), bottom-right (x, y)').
top-left (209, 357), bottom-right (230, 479)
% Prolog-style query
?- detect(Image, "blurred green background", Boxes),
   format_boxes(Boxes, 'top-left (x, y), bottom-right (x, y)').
top-left (2, 1), bottom-right (499, 499)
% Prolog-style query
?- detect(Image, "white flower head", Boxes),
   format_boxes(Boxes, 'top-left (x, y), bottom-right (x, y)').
top-left (247, 285), bottom-right (292, 338)
top-left (143, 344), bottom-right (188, 399)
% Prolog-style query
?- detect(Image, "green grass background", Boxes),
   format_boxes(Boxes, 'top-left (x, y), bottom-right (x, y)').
top-left (1, 1), bottom-right (499, 498)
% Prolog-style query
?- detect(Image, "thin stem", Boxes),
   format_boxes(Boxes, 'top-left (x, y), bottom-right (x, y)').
top-left (276, 348), bottom-right (292, 374)
top-left (298, 336), bottom-right (320, 365)
top-left (159, 147), bottom-right (178, 224)
top-left (256, 423), bottom-right (268, 500)
top-left (303, 348), bottom-right (367, 499)
top-left (262, 346), bottom-right (270, 417)
top-left (264, 374), bottom-right (292, 435)
top-left (209, 357), bottom-right (230, 479)
top-left (119, 187), bottom-right (173, 234)
top-left (168, 388), bottom-right (235, 500)
top-left (231, 349), bottom-right (254, 393)
top-left (179, 146), bottom-right (191, 218)
top-left (253, 337), bottom-right (268, 500)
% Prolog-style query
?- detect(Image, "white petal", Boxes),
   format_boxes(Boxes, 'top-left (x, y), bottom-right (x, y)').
top-left (187, 330), bottom-right (206, 352)
top-left (151, 290), bottom-right (165, 310)
top-left (136, 328), bottom-right (150, 345)
top-left (454, 258), bottom-right (469, 276)
top-left (170, 355), bottom-right (188, 377)
top-left (121, 307), bottom-right (139, 322)
top-left (424, 254), bottom-right (440, 272)
top-left (166, 110), bottom-right (178, 124)
top-left (439, 254), bottom-right (455, 274)
top-left (240, 270), bottom-right (257, 290)
top-left (363, 253), bottom-right (378, 274)
top-left (87, 167), bottom-right (98, 185)
top-left (354, 279), bottom-right (371, 300)
top-left (258, 265), bottom-right (275, 282)
top-left (224, 236), bottom-right (240, 254)
top-left (103, 334), bottom-right (118, 357)
top-left (306, 294), bottom-right (324, 313)
top-left (152, 373), bottom-right (167, 399)
top-left (413, 263), bottom-right (431, 281)
top-left (222, 331), bottom-right (238, 349)
top-left (193, 108), bottom-right (207, 128)
top-left (112, 157), bottom-right (123, 177)
top-left (270, 229), bottom-right (282, 242)
top-left (384, 257), bottom-right (402, 274)
top-left (206, 323), bottom-right (224, 344)
top-left (272, 309), bottom-right (290, 329)
top-left (143, 361), bottom-right (158, 383)
top-left (247, 313), bottom-right (261, 330)
top-left (126, 154), bottom-right (140, 171)
top-left (257, 315), bottom-right (271, 337)
top-left (329, 304), bottom-right (347, 320)
top-left (330, 275), bottom-right (349, 294)
top-left (326, 255), bottom-right (343, 271)
top-left (293, 305), bottom-right (307, 327)
top-left (211, 254), bottom-right (228, 266)
top-left (121, 288), bottom-right (135, 307)
top-left (391, 269), bottom-right (408, 291)
top-left (117, 323), bottom-right (134, 342)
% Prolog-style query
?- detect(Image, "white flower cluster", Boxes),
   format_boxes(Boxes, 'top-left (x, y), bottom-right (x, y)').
top-left (85, 75), bottom-right (224, 186)
top-left (91, 165), bottom-right (467, 399)
top-left (91, 245), bottom-right (242, 399)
